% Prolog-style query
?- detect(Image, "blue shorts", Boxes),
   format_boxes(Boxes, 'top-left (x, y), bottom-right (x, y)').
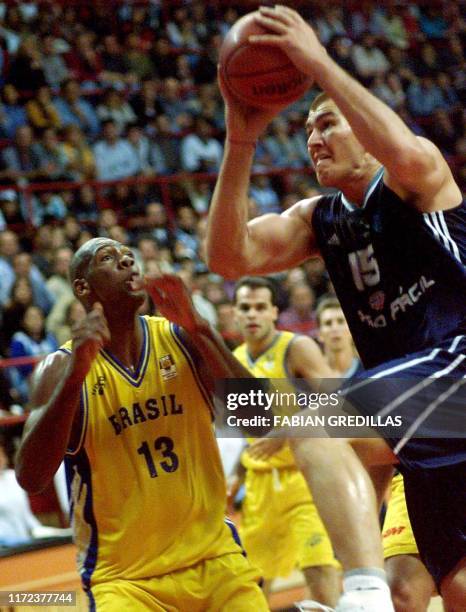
top-left (341, 333), bottom-right (466, 586)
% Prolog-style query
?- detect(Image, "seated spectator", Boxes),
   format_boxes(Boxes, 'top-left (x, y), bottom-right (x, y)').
top-left (249, 176), bottom-right (281, 215)
top-left (174, 205), bottom-right (200, 256)
top-left (158, 77), bottom-right (191, 132)
top-left (150, 36), bottom-right (178, 80)
top-left (123, 32), bottom-right (155, 82)
top-left (184, 180), bottom-right (212, 215)
top-left (99, 33), bottom-right (136, 88)
top-left (0, 124), bottom-right (44, 183)
top-left (370, 73), bottom-right (405, 110)
top-left (96, 88), bottom-right (137, 136)
top-left (419, 5), bottom-right (448, 39)
top-left (407, 75), bottom-right (446, 117)
top-left (64, 31), bottom-right (102, 86)
top-left (150, 114), bottom-right (180, 175)
top-left (130, 77), bottom-right (162, 127)
top-left (32, 127), bottom-right (71, 181)
top-left (61, 124), bottom-right (96, 181)
top-left (372, 5), bottom-right (408, 49)
top-left (126, 123), bottom-right (153, 175)
top-left (0, 84), bottom-right (28, 139)
top-left (263, 117), bottom-right (307, 169)
top-left (11, 251), bottom-right (55, 314)
top-left (180, 116), bottom-right (223, 173)
top-left (40, 35), bottom-right (70, 90)
top-left (278, 282), bottom-right (318, 338)
top-left (26, 85), bottom-right (61, 131)
top-left (70, 184), bottom-right (100, 224)
top-left (93, 119), bottom-right (140, 181)
top-left (53, 78), bottom-right (100, 139)
top-left (7, 35), bottom-right (46, 96)
top-left (45, 246), bottom-right (73, 305)
top-left (139, 201), bottom-right (174, 250)
top-left (316, 6), bottom-right (348, 45)
top-left (9, 304), bottom-right (57, 402)
top-left (351, 32), bottom-right (390, 84)
top-left (328, 35), bottom-right (356, 75)
top-left (436, 72), bottom-right (460, 111)
top-left (0, 189), bottom-right (25, 231)
top-left (47, 296), bottom-right (86, 345)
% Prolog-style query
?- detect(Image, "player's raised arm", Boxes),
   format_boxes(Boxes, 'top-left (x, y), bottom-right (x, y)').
top-left (251, 6), bottom-right (461, 211)
top-left (16, 303), bottom-right (110, 494)
top-left (206, 70), bottom-right (318, 279)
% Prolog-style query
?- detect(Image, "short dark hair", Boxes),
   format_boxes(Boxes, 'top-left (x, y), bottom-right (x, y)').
top-left (233, 276), bottom-right (278, 306)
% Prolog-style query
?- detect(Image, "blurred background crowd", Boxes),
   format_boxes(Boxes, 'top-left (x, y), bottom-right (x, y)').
top-left (0, 0), bottom-right (464, 413)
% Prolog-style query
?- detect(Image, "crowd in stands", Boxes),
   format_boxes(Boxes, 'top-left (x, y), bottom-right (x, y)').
top-left (0, 0), bottom-right (464, 413)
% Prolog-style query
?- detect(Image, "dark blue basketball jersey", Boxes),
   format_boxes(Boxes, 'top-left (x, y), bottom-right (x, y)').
top-left (312, 168), bottom-right (466, 369)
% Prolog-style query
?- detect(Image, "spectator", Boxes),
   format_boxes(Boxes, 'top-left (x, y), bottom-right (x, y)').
top-left (9, 304), bottom-right (58, 402)
top-left (26, 85), bottom-right (61, 131)
top-left (263, 117), bottom-right (308, 168)
top-left (11, 251), bottom-right (54, 314)
top-left (40, 35), bottom-right (69, 90)
top-left (372, 5), bottom-right (408, 49)
top-left (151, 114), bottom-right (180, 174)
top-left (315, 6), bottom-right (348, 46)
top-left (174, 205), bottom-right (200, 257)
top-left (0, 189), bottom-right (25, 230)
top-left (158, 77), bottom-right (191, 132)
top-left (180, 116), bottom-right (223, 173)
top-left (70, 184), bottom-right (100, 224)
top-left (150, 35), bottom-right (178, 80)
top-left (61, 124), bottom-right (96, 181)
top-left (407, 75), bottom-right (446, 117)
top-left (32, 127), bottom-right (71, 181)
top-left (419, 5), bottom-right (448, 39)
top-left (130, 77), bottom-right (162, 127)
top-left (64, 31), bottom-right (102, 86)
top-left (140, 201), bottom-right (174, 250)
top-left (45, 246), bottom-right (73, 305)
top-left (278, 282), bottom-right (318, 338)
top-left (53, 79), bottom-right (100, 139)
top-left (0, 84), bottom-right (28, 139)
top-left (126, 123), bottom-right (153, 175)
top-left (328, 35), bottom-right (357, 75)
top-left (100, 34), bottom-right (136, 87)
top-left (0, 124), bottom-right (44, 183)
top-left (7, 35), bottom-right (46, 96)
top-left (96, 88), bottom-right (137, 136)
top-left (93, 119), bottom-right (140, 181)
top-left (249, 175), bottom-right (281, 215)
top-left (123, 32), bottom-right (155, 82)
top-left (47, 297), bottom-right (86, 345)
top-left (351, 32), bottom-right (390, 84)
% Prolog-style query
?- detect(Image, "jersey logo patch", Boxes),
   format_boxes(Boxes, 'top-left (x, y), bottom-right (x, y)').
top-left (369, 290), bottom-right (385, 311)
top-left (159, 353), bottom-right (177, 380)
top-left (328, 233), bottom-right (340, 246)
top-left (91, 375), bottom-right (107, 395)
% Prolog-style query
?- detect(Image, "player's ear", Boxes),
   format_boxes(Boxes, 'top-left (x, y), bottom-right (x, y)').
top-left (73, 277), bottom-right (90, 298)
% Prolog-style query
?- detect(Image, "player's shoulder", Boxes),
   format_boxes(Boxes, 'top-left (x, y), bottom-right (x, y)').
top-left (283, 195), bottom-right (323, 223)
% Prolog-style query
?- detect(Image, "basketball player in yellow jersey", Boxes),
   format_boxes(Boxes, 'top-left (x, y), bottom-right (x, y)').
top-left (230, 276), bottom-right (341, 608)
top-left (317, 297), bottom-right (437, 611)
top-left (16, 238), bottom-right (268, 612)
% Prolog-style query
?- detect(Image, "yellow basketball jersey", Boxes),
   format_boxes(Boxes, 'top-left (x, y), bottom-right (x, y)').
top-left (62, 316), bottom-right (242, 588)
top-left (234, 331), bottom-right (297, 471)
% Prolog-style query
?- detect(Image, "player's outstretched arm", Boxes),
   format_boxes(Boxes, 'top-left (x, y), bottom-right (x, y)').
top-left (251, 6), bottom-right (461, 210)
top-left (16, 303), bottom-right (110, 494)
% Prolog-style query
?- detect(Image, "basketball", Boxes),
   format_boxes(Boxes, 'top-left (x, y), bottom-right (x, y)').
top-left (219, 11), bottom-right (313, 110)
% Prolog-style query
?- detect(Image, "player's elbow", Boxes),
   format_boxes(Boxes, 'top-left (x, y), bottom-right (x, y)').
top-left (205, 251), bottom-right (247, 280)
top-left (15, 455), bottom-right (51, 495)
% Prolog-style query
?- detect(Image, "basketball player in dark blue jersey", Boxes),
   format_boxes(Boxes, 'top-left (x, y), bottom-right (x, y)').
top-left (207, 6), bottom-right (465, 611)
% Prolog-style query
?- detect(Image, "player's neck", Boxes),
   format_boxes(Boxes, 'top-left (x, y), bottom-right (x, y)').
top-left (326, 347), bottom-right (354, 376)
top-left (340, 161), bottom-right (382, 206)
top-left (103, 314), bottom-right (144, 371)
top-left (246, 329), bottom-right (279, 360)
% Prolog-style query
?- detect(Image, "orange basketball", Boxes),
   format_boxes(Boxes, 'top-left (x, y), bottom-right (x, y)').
top-left (219, 11), bottom-right (313, 110)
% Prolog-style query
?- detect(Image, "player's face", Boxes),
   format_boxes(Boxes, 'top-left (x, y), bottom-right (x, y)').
top-left (87, 241), bottom-right (145, 305)
top-left (319, 307), bottom-right (353, 352)
top-left (234, 287), bottom-right (278, 343)
top-left (306, 100), bottom-right (366, 188)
